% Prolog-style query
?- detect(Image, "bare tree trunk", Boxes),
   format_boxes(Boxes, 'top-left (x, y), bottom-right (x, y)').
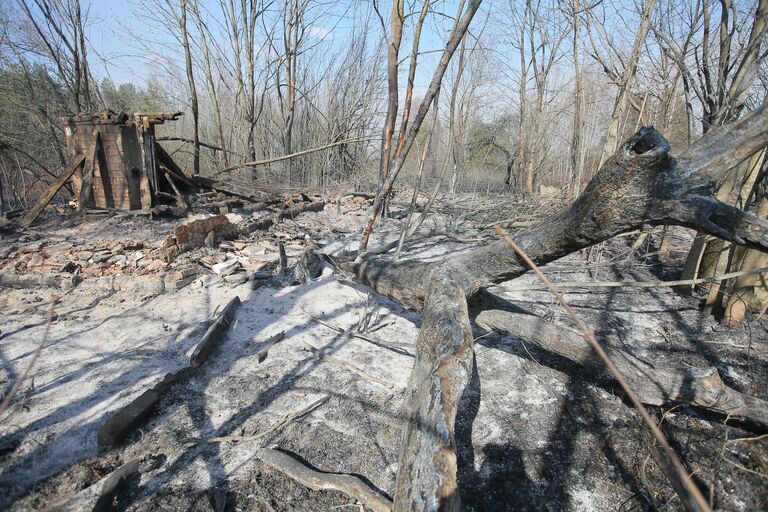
top-left (597, 0), bottom-right (657, 169)
top-left (448, 36), bottom-right (467, 194)
top-left (282, 0), bottom-right (304, 185)
top-left (379, 0), bottom-right (404, 184)
top-left (525, 86), bottom-right (542, 195)
top-left (360, 0), bottom-right (482, 252)
top-left (180, 0), bottom-right (200, 175)
top-left (74, 2), bottom-right (92, 110)
top-left (570, 0), bottom-right (582, 195)
top-left (193, 1), bottom-right (229, 167)
top-left (723, 195), bottom-right (768, 325)
top-left (515, 0), bottom-right (529, 195)
top-left (394, 0), bottom-right (430, 158)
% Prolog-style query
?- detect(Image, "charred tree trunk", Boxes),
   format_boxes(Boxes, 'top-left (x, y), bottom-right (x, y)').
top-left (352, 104), bottom-right (768, 511)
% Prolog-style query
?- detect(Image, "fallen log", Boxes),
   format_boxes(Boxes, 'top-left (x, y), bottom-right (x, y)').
top-left (350, 104), bottom-right (768, 511)
top-left (474, 308), bottom-right (768, 426)
top-left (0, 272), bottom-right (82, 290)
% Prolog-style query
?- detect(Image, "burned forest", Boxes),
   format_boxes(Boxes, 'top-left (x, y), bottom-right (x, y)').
top-left (1, 0), bottom-right (768, 511)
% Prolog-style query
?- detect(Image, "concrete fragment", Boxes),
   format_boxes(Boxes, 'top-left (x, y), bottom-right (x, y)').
top-left (211, 258), bottom-right (239, 276)
top-left (165, 274), bottom-right (196, 290)
top-left (224, 273), bottom-right (248, 285)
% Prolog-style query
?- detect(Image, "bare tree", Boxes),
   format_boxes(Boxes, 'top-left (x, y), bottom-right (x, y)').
top-left (179, 0), bottom-right (200, 175)
top-left (360, 0), bottom-right (483, 251)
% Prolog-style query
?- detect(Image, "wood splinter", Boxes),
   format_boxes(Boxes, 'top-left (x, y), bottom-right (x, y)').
top-left (257, 331), bottom-right (286, 363)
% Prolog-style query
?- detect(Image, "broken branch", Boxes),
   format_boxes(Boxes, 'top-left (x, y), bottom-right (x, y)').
top-left (257, 447), bottom-right (392, 512)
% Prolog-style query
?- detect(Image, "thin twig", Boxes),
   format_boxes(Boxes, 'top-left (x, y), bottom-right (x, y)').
top-left (0, 294), bottom-right (58, 416)
top-left (303, 342), bottom-right (395, 390)
top-left (495, 226), bottom-right (712, 512)
top-left (197, 395), bottom-right (330, 444)
top-left (723, 458), bottom-right (768, 480)
top-left (302, 309), bottom-right (413, 357)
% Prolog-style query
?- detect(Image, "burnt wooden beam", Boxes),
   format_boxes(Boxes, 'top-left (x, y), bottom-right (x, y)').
top-left (155, 143), bottom-right (190, 185)
top-left (190, 296), bottom-right (241, 367)
top-left (19, 154), bottom-right (85, 228)
top-left (77, 130), bottom-right (102, 214)
top-left (98, 371), bottom-right (184, 446)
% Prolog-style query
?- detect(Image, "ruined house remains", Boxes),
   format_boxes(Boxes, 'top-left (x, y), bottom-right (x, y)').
top-left (61, 110), bottom-right (184, 211)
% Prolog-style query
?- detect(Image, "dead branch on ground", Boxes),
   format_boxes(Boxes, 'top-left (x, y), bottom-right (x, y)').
top-left (257, 447), bottom-right (392, 512)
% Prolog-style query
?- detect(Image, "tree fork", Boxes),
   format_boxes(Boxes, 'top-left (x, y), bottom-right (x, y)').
top-left (349, 103), bottom-right (768, 511)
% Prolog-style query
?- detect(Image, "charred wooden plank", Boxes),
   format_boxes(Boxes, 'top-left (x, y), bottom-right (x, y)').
top-left (77, 130), bottom-right (102, 214)
top-left (155, 143), bottom-right (191, 186)
top-left (97, 371), bottom-right (184, 446)
top-left (189, 296), bottom-right (241, 367)
top-left (19, 155), bottom-right (85, 228)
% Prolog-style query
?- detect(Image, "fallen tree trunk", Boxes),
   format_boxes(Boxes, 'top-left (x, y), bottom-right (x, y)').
top-left (350, 103), bottom-right (768, 511)
top-left (474, 307), bottom-right (768, 425)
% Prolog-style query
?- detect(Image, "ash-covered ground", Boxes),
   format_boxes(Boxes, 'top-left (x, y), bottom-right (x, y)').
top-left (0, 192), bottom-right (766, 511)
